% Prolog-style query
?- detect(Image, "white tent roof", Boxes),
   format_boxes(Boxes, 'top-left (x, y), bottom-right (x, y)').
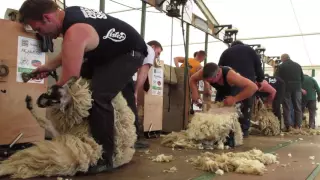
top-left (2, 0), bottom-right (319, 66)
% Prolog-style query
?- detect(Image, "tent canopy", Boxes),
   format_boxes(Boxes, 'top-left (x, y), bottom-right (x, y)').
top-left (2, 0), bottom-right (319, 66)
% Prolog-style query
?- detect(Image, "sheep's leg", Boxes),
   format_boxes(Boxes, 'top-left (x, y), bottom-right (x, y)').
top-left (25, 95), bottom-right (60, 137)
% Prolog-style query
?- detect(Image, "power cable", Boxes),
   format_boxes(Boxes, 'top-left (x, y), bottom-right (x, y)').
top-left (289, 0), bottom-right (313, 65)
top-left (108, 0), bottom-right (162, 14)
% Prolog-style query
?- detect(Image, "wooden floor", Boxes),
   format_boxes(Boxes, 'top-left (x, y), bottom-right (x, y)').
top-left (2, 134), bottom-right (320, 180)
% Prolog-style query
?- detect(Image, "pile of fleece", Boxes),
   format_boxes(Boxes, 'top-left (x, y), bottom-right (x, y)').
top-left (189, 149), bottom-right (278, 175)
top-left (161, 103), bottom-right (243, 150)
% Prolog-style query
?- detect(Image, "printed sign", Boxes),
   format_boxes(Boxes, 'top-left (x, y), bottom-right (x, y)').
top-left (16, 36), bottom-right (46, 84)
top-left (151, 67), bottom-right (163, 96)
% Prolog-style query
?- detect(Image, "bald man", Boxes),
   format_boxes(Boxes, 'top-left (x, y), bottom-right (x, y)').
top-left (275, 54), bottom-right (304, 131)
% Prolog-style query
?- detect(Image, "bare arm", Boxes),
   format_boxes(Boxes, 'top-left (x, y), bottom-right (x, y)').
top-left (189, 69), bottom-right (204, 101)
top-left (174, 57), bottom-right (185, 67)
top-left (46, 52), bottom-right (62, 70)
top-left (57, 23), bottom-right (99, 86)
top-left (135, 64), bottom-right (151, 95)
top-left (226, 70), bottom-right (258, 102)
top-left (204, 81), bottom-right (212, 94)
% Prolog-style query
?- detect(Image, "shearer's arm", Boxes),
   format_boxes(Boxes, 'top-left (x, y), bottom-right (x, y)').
top-left (257, 80), bottom-right (277, 101)
top-left (135, 49), bottom-right (155, 98)
top-left (227, 70), bottom-right (258, 102)
top-left (57, 23), bottom-right (99, 86)
top-left (190, 69), bottom-right (204, 101)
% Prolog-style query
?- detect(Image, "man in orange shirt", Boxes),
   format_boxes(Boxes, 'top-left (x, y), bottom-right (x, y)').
top-left (174, 50), bottom-right (206, 75)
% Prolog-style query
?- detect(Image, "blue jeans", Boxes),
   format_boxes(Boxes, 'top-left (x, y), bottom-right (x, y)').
top-left (283, 91), bottom-right (302, 128)
top-left (290, 102), bottom-right (295, 125)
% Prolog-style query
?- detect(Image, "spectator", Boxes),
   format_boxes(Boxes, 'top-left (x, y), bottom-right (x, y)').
top-left (302, 74), bottom-right (320, 129)
top-left (275, 54), bottom-right (304, 131)
top-left (174, 50), bottom-right (206, 75)
top-left (256, 74), bottom-right (285, 123)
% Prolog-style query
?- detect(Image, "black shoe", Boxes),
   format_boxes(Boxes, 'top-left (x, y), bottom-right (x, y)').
top-left (134, 140), bottom-right (149, 149)
top-left (77, 159), bottom-right (113, 176)
top-left (225, 131), bottom-right (235, 147)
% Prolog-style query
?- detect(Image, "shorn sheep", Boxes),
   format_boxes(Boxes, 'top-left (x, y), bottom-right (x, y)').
top-left (0, 77), bottom-right (137, 179)
top-left (161, 102), bottom-right (243, 150)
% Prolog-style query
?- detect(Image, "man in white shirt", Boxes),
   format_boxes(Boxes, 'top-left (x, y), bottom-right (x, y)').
top-left (122, 40), bottom-right (163, 149)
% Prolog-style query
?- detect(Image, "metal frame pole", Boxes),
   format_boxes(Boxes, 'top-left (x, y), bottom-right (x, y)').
top-left (140, 1), bottom-right (147, 38)
top-left (183, 23), bottom-right (190, 129)
top-left (100, 0), bottom-right (105, 12)
top-left (204, 33), bottom-right (209, 65)
top-left (63, 0), bottom-right (66, 9)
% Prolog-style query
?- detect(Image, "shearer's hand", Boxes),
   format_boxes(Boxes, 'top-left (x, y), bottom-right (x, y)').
top-left (31, 65), bottom-right (54, 80)
top-left (301, 89), bottom-right (307, 95)
top-left (193, 99), bottom-right (203, 108)
top-left (224, 96), bottom-right (237, 106)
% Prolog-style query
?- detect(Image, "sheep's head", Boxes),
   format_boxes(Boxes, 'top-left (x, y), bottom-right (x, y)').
top-left (36, 77), bottom-right (87, 113)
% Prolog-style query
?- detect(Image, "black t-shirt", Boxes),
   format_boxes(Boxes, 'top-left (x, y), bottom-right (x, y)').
top-left (210, 66), bottom-right (232, 102)
top-left (62, 6), bottom-right (148, 63)
top-left (218, 44), bottom-right (264, 82)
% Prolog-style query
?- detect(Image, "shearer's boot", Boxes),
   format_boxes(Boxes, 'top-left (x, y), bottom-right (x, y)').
top-left (77, 159), bottom-right (114, 176)
top-left (134, 126), bottom-right (149, 149)
top-left (225, 131), bottom-right (235, 147)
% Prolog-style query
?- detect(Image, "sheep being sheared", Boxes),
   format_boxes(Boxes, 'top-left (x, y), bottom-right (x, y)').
top-left (250, 98), bottom-right (280, 136)
top-left (161, 102), bottom-right (243, 150)
top-left (0, 77), bottom-right (137, 179)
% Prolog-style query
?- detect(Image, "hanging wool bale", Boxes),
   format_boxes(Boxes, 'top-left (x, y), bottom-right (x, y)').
top-left (250, 98), bottom-right (280, 136)
top-left (161, 103), bottom-right (243, 150)
top-left (0, 77), bottom-right (137, 179)
top-left (188, 149), bottom-right (278, 176)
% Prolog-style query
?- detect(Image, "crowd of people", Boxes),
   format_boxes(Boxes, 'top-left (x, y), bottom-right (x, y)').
top-left (185, 41), bottom-right (320, 137)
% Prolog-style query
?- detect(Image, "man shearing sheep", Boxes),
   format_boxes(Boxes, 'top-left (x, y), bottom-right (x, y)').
top-left (19, 0), bottom-right (148, 173)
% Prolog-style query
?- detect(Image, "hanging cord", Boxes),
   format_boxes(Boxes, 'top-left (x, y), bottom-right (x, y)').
top-left (289, 0), bottom-right (312, 65)
top-left (168, 17), bottom-right (174, 112)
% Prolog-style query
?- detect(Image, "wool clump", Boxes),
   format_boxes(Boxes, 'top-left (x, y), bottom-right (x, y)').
top-left (189, 149), bottom-right (278, 175)
top-left (250, 98), bottom-right (280, 136)
top-left (161, 103), bottom-right (243, 150)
